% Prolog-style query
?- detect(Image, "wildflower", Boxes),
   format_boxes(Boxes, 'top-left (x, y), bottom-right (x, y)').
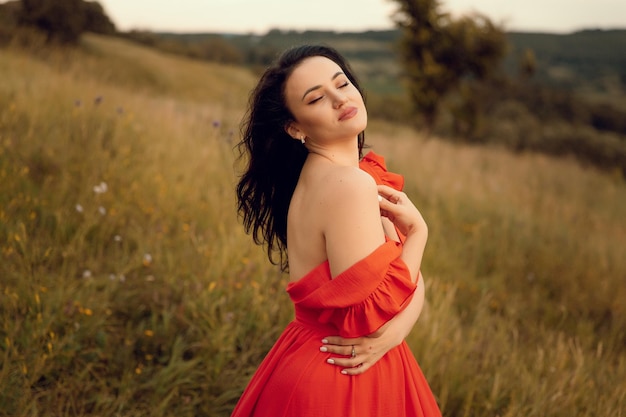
top-left (212, 120), bottom-right (220, 128)
top-left (84, 308), bottom-right (93, 316)
top-left (93, 181), bottom-right (108, 194)
top-left (109, 274), bottom-right (116, 281)
top-left (82, 270), bottom-right (92, 279)
top-left (75, 204), bottom-right (84, 213)
top-left (98, 206), bottom-right (107, 216)
top-left (94, 96), bottom-right (103, 105)
top-left (144, 330), bottom-right (154, 337)
top-left (142, 253), bottom-right (152, 267)
top-left (118, 274), bottom-right (126, 282)
top-left (224, 312), bottom-right (235, 323)
top-left (114, 235), bottom-right (122, 242)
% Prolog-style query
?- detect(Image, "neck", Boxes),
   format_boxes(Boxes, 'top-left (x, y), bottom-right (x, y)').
top-left (305, 138), bottom-right (360, 167)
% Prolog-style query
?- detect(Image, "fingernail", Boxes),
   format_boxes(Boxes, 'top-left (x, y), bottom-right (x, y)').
top-left (321, 339), bottom-right (328, 344)
top-left (320, 347), bottom-right (328, 352)
top-left (327, 359), bottom-right (335, 364)
top-left (341, 370), bottom-right (348, 375)
top-left (378, 195), bottom-right (383, 202)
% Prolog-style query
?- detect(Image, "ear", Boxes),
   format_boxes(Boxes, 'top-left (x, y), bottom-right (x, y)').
top-left (285, 122), bottom-right (303, 141)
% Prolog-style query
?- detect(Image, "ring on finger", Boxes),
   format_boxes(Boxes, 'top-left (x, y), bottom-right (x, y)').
top-left (351, 345), bottom-right (356, 358)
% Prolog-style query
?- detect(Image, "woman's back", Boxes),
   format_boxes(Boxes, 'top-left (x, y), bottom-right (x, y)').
top-left (287, 154), bottom-right (386, 283)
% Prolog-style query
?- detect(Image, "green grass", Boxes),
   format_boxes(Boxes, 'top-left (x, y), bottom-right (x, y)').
top-left (1, 35), bottom-right (625, 416)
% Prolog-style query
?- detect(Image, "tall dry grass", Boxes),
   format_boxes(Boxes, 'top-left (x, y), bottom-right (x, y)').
top-left (0, 35), bottom-right (624, 416)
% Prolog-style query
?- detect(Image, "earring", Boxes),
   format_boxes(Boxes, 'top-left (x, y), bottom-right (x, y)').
top-left (300, 136), bottom-right (305, 144)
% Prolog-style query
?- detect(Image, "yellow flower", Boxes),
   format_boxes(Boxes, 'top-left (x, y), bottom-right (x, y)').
top-left (144, 330), bottom-right (154, 337)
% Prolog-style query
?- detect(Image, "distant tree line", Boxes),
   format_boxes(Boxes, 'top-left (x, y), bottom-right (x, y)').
top-left (118, 30), bottom-right (244, 65)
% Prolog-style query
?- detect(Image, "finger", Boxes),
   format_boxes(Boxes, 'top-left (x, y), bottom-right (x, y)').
top-left (326, 357), bottom-right (365, 368)
top-left (321, 336), bottom-right (362, 346)
top-left (341, 363), bottom-right (370, 376)
top-left (378, 197), bottom-right (397, 211)
top-left (376, 184), bottom-right (396, 198)
top-left (320, 344), bottom-right (355, 356)
top-left (377, 185), bottom-right (403, 204)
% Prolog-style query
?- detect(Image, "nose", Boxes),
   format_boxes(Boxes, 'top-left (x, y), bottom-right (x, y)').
top-left (332, 92), bottom-right (348, 109)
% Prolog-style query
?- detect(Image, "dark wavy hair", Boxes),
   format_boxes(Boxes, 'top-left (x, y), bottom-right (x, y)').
top-left (236, 44), bottom-right (367, 270)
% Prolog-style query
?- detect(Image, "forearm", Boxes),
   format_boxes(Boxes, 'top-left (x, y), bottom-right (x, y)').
top-left (400, 227), bottom-right (428, 282)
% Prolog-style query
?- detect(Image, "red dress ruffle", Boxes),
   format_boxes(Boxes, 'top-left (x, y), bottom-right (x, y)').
top-left (230, 151), bottom-right (441, 417)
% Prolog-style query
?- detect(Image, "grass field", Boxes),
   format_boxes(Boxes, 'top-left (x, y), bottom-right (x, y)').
top-left (1, 34), bottom-right (625, 416)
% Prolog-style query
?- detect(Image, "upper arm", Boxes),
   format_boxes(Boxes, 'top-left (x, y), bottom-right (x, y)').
top-left (320, 168), bottom-right (386, 277)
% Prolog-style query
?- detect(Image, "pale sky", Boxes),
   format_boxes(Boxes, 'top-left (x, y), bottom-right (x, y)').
top-left (98, 0), bottom-right (626, 34)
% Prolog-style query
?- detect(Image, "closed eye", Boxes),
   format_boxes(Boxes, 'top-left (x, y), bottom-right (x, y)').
top-left (307, 81), bottom-right (350, 104)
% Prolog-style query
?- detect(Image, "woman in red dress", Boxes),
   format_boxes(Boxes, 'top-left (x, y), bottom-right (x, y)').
top-left (233, 45), bottom-right (441, 417)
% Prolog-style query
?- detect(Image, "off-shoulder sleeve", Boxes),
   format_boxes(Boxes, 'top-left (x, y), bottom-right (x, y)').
top-left (288, 240), bottom-right (417, 338)
top-left (359, 151), bottom-right (404, 191)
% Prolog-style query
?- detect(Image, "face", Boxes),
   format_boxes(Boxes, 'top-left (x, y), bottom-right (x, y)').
top-left (284, 56), bottom-right (367, 145)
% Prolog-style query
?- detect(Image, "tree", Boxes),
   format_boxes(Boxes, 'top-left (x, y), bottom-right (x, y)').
top-left (20, 0), bottom-right (86, 43)
top-left (390, 0), bottom-right (507, 135)
top-left (391, 0), bottom-right (449, 129)
top-left (83, 1), bottom-right (115, 35)
top-left (18, 0), bottom-right (115, 44)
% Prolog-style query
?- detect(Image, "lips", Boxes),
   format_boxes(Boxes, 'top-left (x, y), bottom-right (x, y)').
top-left (338, 106), bottom-right (358, 121)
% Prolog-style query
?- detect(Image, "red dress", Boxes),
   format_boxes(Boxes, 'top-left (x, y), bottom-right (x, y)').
top-left (230, 152), bottom-right (441, 417)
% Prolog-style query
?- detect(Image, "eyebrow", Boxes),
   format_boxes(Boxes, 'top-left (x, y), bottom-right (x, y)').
top-left (301, 71), bottom-right (345, 101)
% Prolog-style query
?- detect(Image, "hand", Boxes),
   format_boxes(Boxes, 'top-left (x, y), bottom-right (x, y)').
top-left (377, 185), bottom-right (427, 238)
top-left (319, 325), bottom-right (402, 376)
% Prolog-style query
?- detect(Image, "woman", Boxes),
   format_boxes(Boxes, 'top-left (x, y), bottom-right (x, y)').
top-left (233, 45), bottom-right (441, 417)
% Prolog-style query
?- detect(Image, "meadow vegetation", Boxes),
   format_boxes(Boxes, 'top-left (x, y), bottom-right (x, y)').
top-left (0, 34), bottom-right (624, 416)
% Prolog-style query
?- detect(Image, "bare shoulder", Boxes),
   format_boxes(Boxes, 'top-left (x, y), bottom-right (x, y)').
top-left (317, 165), bottom-right (378, 204)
